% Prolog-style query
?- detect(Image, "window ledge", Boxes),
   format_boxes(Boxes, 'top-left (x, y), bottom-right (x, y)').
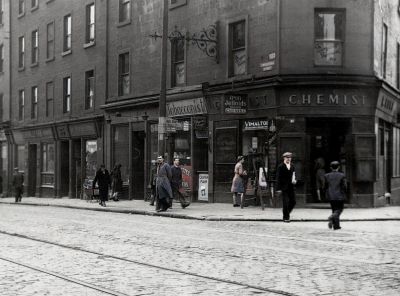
top-left (17, 12), bottom-right (25, 19)
top-left (40, 185), bottom-right (55, 189)
top-left (31, 6), bottom-right (39, 12)
top-left (117, 20), bottom-right (131, 28)
top-left (45, 57), bottom-right (55, 63)
top-left (61, 50), bottom-right (72, 57)
top-left (18, 66), bottom-right (25, 72)
top-left (30, 62), bottom-right (39, 68)
top-left (46, 0), bottom-right (55, 4)
top-left (83, 41), bottom-right (95, 49)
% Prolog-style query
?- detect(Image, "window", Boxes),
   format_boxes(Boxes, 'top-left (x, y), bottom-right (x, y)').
top-left (85, 70), bottom-right (94, 109)
top-left (18, 36), bottom-right (25, 69)
top-left (17, 145), bottom-right (25, 172)
top-left (229, 20), bottom-right (246, 77)
top-left (382, 24), bottom-right (388, 78)
top-left (86, 3), bottom-right (95, 43)
top-left (0, 0), bottom-right (3, 25)
top-left (397, 44), bottom-right (400, 89)
top-left (31, 86), bottom-right (38, 119)
top-left (31, 0), bottom-right (38, 9)
top-left (18, 0), bottom-right (25, 16)
top-left (0, 93), bottom-right (3, 122)
top-left (171, 38), bottom-right (185, 86)
top-left (0, 44), bottom-right (3, 72)
top-left (63, 77), bottom-right (71, 113)
top-left (46, 22), bottom-right (55, 60)
top-left (31, 30), bottom-right (38, 65)
top-left (119, 0), bottom-right (130, 23)
top-left (19, 90), bottom-right (25, 121)
top-left (118, 52), bottom-right (130, 96)
top-left (170, 0), bottom-right (187, 10)
top-left (63, 14), bottom-right (72, 52)
top-left (46, 81), bottom-right (53, 117)
top-left (42, 143), bottom-right (55, 173)
top-left (314, 9), bottom-right (345, 66)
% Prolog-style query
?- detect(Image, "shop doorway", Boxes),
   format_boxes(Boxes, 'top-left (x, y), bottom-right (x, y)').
top-left (28, 144), bottom-right (37, 196)
top-left (60, 141), bottom-right (69, 196)
top-left (306, 118), bottom-right (352, 203)
top-left (132, 131), bottom-right (145, 199)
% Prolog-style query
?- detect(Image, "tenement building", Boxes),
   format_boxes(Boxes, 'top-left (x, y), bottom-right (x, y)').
top-left (5, 0), bottom-right (400, 207)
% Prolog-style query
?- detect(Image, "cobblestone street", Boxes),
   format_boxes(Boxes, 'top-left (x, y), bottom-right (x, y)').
top-left (0, 204), bottom-right (399, 295)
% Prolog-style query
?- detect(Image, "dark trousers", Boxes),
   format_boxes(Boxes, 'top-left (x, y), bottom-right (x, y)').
top-left (329, 200), bottom-right (344, 229)
top-left (172, 188), bottom-right (189, 207)
top-left (15, 187), bottom-right (23, 202)
top-left (282, 190), bottom-right (296, 220)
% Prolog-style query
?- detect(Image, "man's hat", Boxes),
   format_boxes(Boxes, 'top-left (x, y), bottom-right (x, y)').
top-left (282, 152), bottom-right (292, 158)
top-left (14, 167), bottom-right (19, 170)
top-left (237, 155), bottom-right (244, 162)
top-left (157, 155), bottom-right (163, 160)
top-left (330, 161), bottom-right (340, 168)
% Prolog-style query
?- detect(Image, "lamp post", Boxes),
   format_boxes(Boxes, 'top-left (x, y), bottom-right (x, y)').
top-left (158, 0), bottom-right (169, 158)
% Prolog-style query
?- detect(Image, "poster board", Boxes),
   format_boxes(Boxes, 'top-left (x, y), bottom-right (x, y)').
top-left (258, 167), bottom-right (268, 187)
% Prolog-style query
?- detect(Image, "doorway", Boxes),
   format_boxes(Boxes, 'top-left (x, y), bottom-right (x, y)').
top-left (306, 118), bottom-right (352, 203)
top-left (132, 131), bottom-right (145, 199)
top-left (28, 144), bottom-right (37, 196)
top-left (60, 141), bottom-right (69, 196)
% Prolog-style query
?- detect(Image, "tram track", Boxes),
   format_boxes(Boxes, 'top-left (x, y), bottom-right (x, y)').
top-left (0, 230), bottom-right (297, 296)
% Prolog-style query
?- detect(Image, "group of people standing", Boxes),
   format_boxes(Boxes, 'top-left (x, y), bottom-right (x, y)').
top-left (148, 155), bottom-right (190, 212)
top-left (231, 151), bottom-right (347, 230)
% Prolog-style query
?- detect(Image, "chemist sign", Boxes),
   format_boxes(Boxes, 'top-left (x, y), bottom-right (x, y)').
top-left (198, 174), bottom-right (209, 201)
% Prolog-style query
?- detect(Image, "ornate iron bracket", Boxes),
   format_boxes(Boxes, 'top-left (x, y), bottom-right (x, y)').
top-left (149, 23), bottom-right (219, 63)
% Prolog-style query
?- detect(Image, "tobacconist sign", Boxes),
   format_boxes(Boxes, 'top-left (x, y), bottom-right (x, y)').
top-left (224, 93), bottom-right (248, 114)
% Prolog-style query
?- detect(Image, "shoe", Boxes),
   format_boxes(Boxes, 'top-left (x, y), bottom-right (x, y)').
top-left (149, 203), bottom-right (154, 206)
top-left (283, 219), bottom-right (290, 223)
top-left (333, 226), bottom-right (341, 230)
top-left (328, 221), bottom-right (333, 229)
top-left (181, 203), bottom-right (190, 209)
top-left (233, 204), bottom-right (240, 207)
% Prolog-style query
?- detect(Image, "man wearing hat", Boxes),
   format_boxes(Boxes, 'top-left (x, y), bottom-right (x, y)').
top-left (276, 152), bottom-right (297, 222)
top-left (324, 161), bottom-right (347, 230)
top-left (155, 155), bottom-right (173, 212)
top-left (12, 167), bottom-right (24, 203)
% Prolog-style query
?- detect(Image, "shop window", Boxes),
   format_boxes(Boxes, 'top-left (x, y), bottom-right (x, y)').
top-left (16, 145), bottom-right (25, 172)
top-left (31, 86), bottom-right (37, 119)
top-left (314, 9), bottom-right (344, 66)
top-left (113, 125), bottom-right (129, 182)
top-left (85, 140), bottom-right (97, 179)
top-left (85, 70), bottom-right (95, 109)
top-left (63, 76), bottom-right (71, 113)
top-left (119, 0), bottom-right (130, 23)
top-left (18, 89), bottom-right (25, 121)
top-left (0, 44), bottom-right (3, 73)
top-left (382, 24), bottom-right (388, 78)
top-left (63, 14), bottom-right (72, 52)
top-left (85, 3), bottom-right (95, 44)
top-left (393, 128), bottom-right (400, 177)
top-left (171, 38), bottom-right (185, 87)
top-left (41, 143), bottom-right (55, 173)
top-left (31, 30), bottom-right (38, 65)
top-left (118, 52), bottom-right (130, 96)
top-left (46, 21), bottom-right (55, 61)
top-left (228, 20), bottom-right (246, 77)
top-left (46, 81), bottom-right (53, 118)
top-left (18, 36), bottom-right (25, 69)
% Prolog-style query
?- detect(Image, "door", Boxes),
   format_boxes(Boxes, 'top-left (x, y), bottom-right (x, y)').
top-left (132, 131), bottom-right (145, 199)
top-left (60, 141), bottom-right (69, 196)
top-left (28, 144), bottom-right (37, 196)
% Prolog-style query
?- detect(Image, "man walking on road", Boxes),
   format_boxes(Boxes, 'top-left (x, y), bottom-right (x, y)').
top-left (171, 158), bottom-right (190, 209)
top-left (12, 167), bottom-right (24, 203)
top-left (324, 161), bottom-right (347, 230)
top-left (276, 152), bottom-right (297, 222)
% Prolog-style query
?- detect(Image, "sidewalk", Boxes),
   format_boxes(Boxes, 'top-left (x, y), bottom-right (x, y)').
top-left (0, 197), bottom-right (399, 221)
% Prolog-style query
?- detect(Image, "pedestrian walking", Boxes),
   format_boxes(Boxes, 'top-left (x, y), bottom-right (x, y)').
top-left (110, 164), bottom-right (122, 201)
top-left (231, 155), bottom-right (247, 208)
top-left (324, 161), bottom-right (347, 230)
top-left (171, 158), bottom-right (190, 209)
top-left (276, 152), bottom-right (297, 222)
top-left (93, 164), bottom-right (111, 207)
top-left (148, 160), bottom-right (157, 206)
top-left (314, 157), bottom-right (326, 201)
top-left (12, 167), bottom-right (24, 203)
top-left (155, 155), bottom-right (173, 212)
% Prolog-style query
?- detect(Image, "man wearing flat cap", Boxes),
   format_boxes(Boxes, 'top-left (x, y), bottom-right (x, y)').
top-left (276, 152), bottom-right (297, 222)
top-left (12, 167), bottom-right (24, 203)
top-left (324, 161), bottom-right (347, 230)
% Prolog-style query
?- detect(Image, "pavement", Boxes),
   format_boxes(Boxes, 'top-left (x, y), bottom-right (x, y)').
top-left (1, 196), bottom-right (399, 222)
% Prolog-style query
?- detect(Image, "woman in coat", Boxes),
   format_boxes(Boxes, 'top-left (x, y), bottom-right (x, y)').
top-left (111, 164), bottom-right (122, 201)
top-left (93, 164), bottom-right (111, 207)
top-left (231, 155), bottom-right (247, 208)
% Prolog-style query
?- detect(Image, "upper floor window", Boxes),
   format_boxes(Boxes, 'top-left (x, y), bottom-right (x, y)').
top-left (0, 0), bottom-right (4, 25)
top-left (171, 38), bottom-right (185, 86)
top-left (63, 76), bottom-right (71, 113)
top-left (19, 89), bottom-right (25, 121)
top-left (31, 30), bottom-right (38, 65)
top-left (0, 44), bottom-right (3, 73)
top-left (314, 9), bottom-right (345, 66)
top-left (18, 0), bottom-right (25, 16)
top-left (46, 22), bottom-right (55, 60)
top-left (31, 0), bottom-right (38, 10)
top-left (85, 70), bottom-right (94, 109)
top-left (229, 20), bottom-right (246, 77)
top-left (119, 0), bottom-right (130, 23)
top-left (382, 24), bottom-right (388, 78)
top-left (31, 86), bottom-right (38, 119)
top-left (0, 93), bottom-right (3, 122)
top-left (118, 52), bottom-right (130, 96)
top-left (170, 0), bottom-right (187, 10)
top-left (63, 14), bottom-right (72, 52)
top-left (397, 43), bottom-right (400, 89)
top-left (46, 81), bottom-right (54, 117)
top-left (86, 3), bottom-right (95, 43)
top-left (18, 36), bottom-right (25, 69)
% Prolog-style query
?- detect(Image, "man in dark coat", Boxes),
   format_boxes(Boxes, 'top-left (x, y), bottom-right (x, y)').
top-left (156, 155), bottom-right (172, 212)
top-left (170, 158), bottom-right (190, 209)
top-left (93, 164), bottom-right (111, 207)
top-left (12, 167), bottom-right (24, 203)
top-left (324, 161), bottom-right (347, 230)
top-left (276, 152), bottom-right (297, 222)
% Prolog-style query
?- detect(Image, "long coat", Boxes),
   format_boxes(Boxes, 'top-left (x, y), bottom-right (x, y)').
top-left (111, 166), bottom-right (123, 193)
top-left (156, 162), bottom-right (173, 200)
top-left (170, 165), bottom-right (183, 192)
top-left (276, 162), bottom-right (296, 192)
top-left (324, 171), bottom-right (347, 201)
top-left (93, 169), bottom-right (111, 201)
top-left (231, 162), bottom-right (245, 193)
